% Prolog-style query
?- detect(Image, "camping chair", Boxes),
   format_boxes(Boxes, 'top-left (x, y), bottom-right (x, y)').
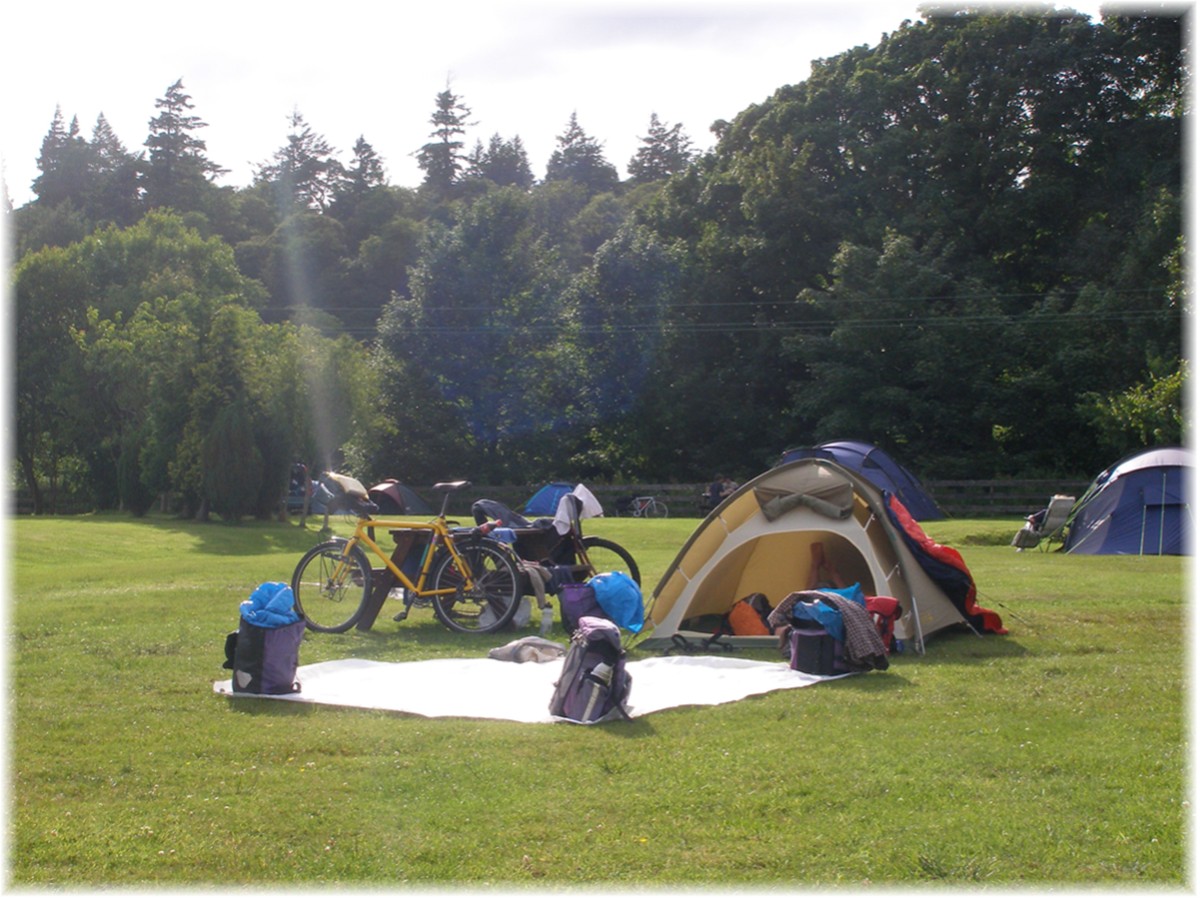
top-left (1011, 494), bottom-right (1075, 551)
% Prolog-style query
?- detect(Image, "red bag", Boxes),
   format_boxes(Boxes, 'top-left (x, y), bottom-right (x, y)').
top-left (865, 596), bottom-right (901, 653)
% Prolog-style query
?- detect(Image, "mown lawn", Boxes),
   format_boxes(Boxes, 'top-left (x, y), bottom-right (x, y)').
top-left (8, 512), bottom-right (1189, 889)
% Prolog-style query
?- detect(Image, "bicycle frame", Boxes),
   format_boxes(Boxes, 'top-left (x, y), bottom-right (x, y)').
top-left (339, 518), bottom-right (467, 599)
top-left (293, 478), bottom-right (526, 635)
top-left (340, 478), bottom-right (500, 598)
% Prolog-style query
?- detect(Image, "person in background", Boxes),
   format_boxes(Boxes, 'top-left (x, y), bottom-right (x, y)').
top-left (707, 476), bottom-right (726, 509)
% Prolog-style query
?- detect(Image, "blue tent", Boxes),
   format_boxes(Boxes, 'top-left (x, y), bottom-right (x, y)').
top-left (1062, 447), bottom-right (1192, 555)
top-left (778, 440), bottom-right (944, 520)
top-left (524, 482), bottom-right (575, 516)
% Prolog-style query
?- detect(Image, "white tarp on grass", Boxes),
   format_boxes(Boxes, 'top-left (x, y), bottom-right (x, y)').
top-left (213, 655), bottom-right (843, 723)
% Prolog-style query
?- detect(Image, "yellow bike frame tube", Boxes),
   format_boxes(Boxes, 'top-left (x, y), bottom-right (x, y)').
top-left (349, 519), bottom-right (474, 597)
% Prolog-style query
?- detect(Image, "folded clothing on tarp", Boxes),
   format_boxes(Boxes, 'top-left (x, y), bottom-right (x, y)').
top-left (213, 654), bottom-right (845, 723)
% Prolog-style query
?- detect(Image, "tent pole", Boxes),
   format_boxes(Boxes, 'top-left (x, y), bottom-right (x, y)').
top-left (1159, 472), bottom-right (1167, 556)
top-left (908, 590), bottom-right (926, 655)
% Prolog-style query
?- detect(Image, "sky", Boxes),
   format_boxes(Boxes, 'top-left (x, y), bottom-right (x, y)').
top-left (1, 0), bottom-right (1105, 208)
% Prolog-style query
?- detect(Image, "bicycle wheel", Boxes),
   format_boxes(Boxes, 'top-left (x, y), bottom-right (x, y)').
top-left (291, 539), bottom-right (371, 633)
top-left (580, 535), bottom-right (641, 586)
top-left (648, 499), bottom-right (669, 518)
top-left (430, 538), bottom-right (521, 634)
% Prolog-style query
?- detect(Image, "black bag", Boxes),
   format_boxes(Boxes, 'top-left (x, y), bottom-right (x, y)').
top-left (788, 626), bottom-right (848, 676)
top-left (549, 616), bottom-right (632, 723)
top-left (224, 618), bottom-right (306, 694)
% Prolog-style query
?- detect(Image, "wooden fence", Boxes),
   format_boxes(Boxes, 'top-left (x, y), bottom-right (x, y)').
top-left (464, 479), bottom-right (1089, 519)
top-left (12, 478), bottom-right (1090, 519)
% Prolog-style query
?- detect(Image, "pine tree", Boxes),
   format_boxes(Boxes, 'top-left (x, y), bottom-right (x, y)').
top-left (142, 79), bottom-right (227, 211)
top-left (466, 133), bottom-right (534, 189)
top-left (628, 113), bottom-right (694, 183)
top-left (256, 109), bottom-right (343, 212)
top-left (416, 86), bottom-right (473, 197)
top-left (545, 112), bottom-right (618, 195)
top-left (32, 108), bottom-right (91, 206)
top-left (89, 113), bottom-right (142, 224)
top-left (344, 136), bottom-right (386, 196)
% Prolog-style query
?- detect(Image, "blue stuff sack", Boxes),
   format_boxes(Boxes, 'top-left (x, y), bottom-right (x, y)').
top-left (240, 581), bottom-right (301, 628)
top-left (789, 599), bottom-right (845, 643)
top-left (821, 582), bottom-right (865, 606)
top-left (588, 571), bottom-right (643, 633)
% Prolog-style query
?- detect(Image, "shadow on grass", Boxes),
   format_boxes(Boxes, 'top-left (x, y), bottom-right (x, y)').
top-left (219, 693), bottom-right (667, 737)
top-left (919, 629), bottom-right (1033, 664)
top-left (125, 511), bottom-right (337, 557)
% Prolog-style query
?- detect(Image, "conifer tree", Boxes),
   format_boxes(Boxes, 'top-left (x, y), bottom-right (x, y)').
top-left (256, 109), bottom-right (343, 212)
top-left (466, 134), bottom-right (535, 189)
top-left (416, 86), bottom-right (473, 197)
top-left (32, 108), bottom-right (91, 206)
top-left (344, 136), bottom-right (387, 197)
top-left (628, 113), bottom-right (694, 183)
top-left (545, 112), bottom-right (618, 195)
top-left (142, 79), bottom-right (227, 211)
top-left (88, 113), bottom-right (142, 224)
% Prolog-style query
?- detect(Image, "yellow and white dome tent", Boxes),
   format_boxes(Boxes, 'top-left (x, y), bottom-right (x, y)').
top-left (640, 458), bottom-right (1005, 653)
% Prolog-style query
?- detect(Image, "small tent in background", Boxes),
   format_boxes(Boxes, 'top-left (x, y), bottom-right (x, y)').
top-left (1062, 447), bottom-right (1192, 555)
top-left (368, 480), bottom-right (434, 516)
top-left (778, 440), bottom-right (944, 520)
top-left (641, 458), bottom-right (1003, 653)
top-left (524, 482), bottom-right (577, 517)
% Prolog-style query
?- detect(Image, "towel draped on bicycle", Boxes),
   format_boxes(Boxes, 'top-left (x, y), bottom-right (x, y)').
top-left (469, 493), bottom-right (640, 596)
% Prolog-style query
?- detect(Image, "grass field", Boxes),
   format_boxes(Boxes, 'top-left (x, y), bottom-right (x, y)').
top-left (8, 511), bottom-right (1190, 889)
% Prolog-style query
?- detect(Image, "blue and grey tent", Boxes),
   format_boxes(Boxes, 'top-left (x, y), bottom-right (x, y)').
top-left (524, 482), bottom-right (576, 517)
top-left (778, 440), bottom-right (944, 520)
top-left (1062, 447), bottom-right (1192, 555)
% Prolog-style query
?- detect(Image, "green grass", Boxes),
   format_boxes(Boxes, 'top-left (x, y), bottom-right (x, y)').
top-left (8, 512), bottom-right (1189, 888)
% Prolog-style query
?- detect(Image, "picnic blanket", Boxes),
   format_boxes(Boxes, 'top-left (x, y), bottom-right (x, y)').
top-left (213, 654), bottom-right (844, 723)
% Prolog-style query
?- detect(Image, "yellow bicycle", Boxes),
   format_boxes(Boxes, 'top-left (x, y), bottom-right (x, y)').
top-left (290, 480), bottom-right (521, 635)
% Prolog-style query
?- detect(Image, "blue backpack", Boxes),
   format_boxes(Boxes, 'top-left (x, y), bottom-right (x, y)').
top-left (549, 617), bottom-right (632, 723)
top-left (588, 571), bottom-right (644, 633)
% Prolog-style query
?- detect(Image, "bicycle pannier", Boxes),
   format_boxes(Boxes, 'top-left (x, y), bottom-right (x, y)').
top-left (560, 582), bottom-right (607, 634)
top-left (225, 618), bottom-right (305, 694)
top-left (223, 581), bottom-right (306, 694)
top-left (788, 626), bottom-right (847, 676)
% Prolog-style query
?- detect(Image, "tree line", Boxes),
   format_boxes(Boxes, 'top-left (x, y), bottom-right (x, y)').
top-left (9, 8), bottom-right (1184, 518)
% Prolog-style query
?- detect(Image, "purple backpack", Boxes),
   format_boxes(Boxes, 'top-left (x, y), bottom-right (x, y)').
top-left (549, 616), bottom-right (632, 723)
